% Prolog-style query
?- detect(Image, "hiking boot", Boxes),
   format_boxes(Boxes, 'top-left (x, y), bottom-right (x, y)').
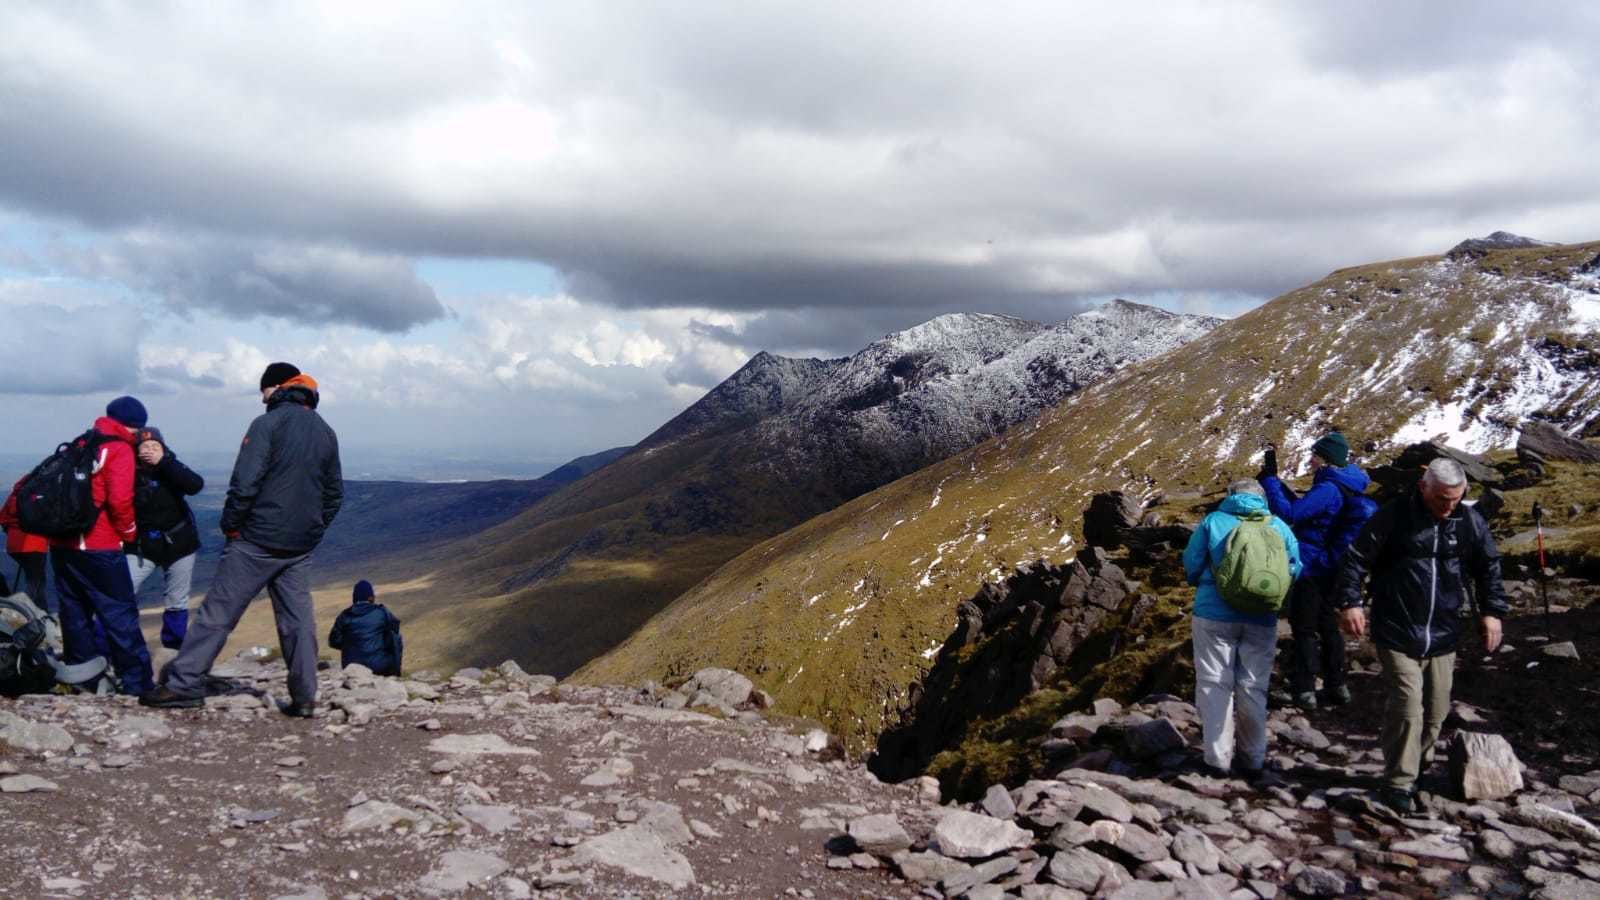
top-left (138, 685), bottom-right (204, 709)
top-left (1378, 787), bottom-right (1418, 815)
top-left (278, 699), bottom-right (316, 719)
top-left (1292, 691), bottom-right (1319, 711)
top-left (1319, 685), bottom-right (1352, 707)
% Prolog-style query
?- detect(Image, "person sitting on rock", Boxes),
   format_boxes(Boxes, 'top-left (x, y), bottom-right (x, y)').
top-left (1182, 480), bottom-right (1302, 779)
top-left (328, 580), bottom-right (403, 676)
top-left (1258, 431), bottom-right (1375, 710)
top-left (1333, 457), bottom-right (1507, 815)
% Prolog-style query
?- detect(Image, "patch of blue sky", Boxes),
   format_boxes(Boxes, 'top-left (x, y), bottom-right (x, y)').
top-left (416, 256), bottom-right (563, 300)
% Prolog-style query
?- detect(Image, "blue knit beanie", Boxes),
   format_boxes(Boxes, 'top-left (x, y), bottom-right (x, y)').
top-left (1311, 432), bottom-right (1349, 467)
top-left (353, 580), bottom-right (375, 604)
top-left (106, 396), bottom-right (148, 429)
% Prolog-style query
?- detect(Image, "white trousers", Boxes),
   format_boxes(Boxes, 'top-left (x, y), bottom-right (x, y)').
top-left (127, 552), bottom-right (196, 612)
top-left (1191, 615), bottom-right (1278, 771)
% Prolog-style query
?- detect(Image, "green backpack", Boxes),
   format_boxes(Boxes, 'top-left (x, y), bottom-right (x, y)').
top-left (1215, 511), bottom-right (1291, 615)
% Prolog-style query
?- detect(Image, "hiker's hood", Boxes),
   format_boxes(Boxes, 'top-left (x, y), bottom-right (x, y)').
top-left (267, 373), bottom-right (321, 410)
top-left (1218, 492), bottom-right (1270, 517)
top-left (92, 417), bottom-right (137, 444)
top-left (1315, 463), bottom-right (1370, 494)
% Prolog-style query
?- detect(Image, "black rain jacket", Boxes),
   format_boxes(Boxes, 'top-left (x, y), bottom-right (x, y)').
top-left (132, 448), bottom-right (205, 566)
top-left (1333, 488), bottom-right (1510, 659)
top-left (219, 383), bottom-right (343, 553)
top-left (328, 601), bottom-right (403, 676)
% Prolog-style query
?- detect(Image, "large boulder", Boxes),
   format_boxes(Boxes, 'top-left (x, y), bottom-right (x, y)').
top-left (1083, 491), bottom-right (1144, 550)
top-left (932, 810), bottom-right (1032, 859)
top-left (1518, 422), bottom-right (1600, 465)
top-left (680, 668), bottom-right (754, 708)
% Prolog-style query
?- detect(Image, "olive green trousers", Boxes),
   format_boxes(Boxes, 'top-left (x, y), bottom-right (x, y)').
top-left (1377, 647), bottom-right (1456, 792)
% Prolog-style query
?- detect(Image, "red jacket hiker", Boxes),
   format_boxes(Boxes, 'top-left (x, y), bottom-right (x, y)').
top-left (45, 416), bottom-right (140, 552)
top-left (1, 479), bottom-right (50, 554)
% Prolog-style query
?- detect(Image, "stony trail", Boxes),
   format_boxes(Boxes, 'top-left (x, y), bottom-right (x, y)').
top-left (3, 591), bottom-right (1600, 899)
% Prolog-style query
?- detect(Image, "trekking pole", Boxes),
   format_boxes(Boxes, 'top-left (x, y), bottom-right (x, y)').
top-left (1533, 501), bottom-right (1551, 631)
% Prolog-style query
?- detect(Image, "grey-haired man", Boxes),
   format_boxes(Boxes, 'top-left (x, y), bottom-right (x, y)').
top-left (1333, 458), bottom-right (1507, 814)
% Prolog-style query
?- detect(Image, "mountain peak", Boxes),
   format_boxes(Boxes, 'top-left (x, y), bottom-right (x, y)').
top-left (1447, 231), bottom-right (1553, 259)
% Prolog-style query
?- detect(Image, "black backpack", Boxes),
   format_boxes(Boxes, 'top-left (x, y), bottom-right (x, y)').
top-left (15, 430), bottom-right (111, 539)
top-left (0, 598), bottom-right (58, 697)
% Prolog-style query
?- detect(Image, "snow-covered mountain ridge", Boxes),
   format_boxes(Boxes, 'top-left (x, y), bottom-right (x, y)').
top-left (580, 237), bottom-right (1600, 747)
top-left (346, 299), bottom-right (1218, 679)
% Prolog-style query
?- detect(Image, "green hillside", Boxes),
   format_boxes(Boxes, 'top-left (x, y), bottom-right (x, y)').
top-left (577, 240), bottom-right (1600, 748)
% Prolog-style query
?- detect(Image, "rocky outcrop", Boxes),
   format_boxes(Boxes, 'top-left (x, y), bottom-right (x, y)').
top-left (872, 546), bottom-right (1165, 783)
top-left (1519, 421), bottom-right (1600, 465)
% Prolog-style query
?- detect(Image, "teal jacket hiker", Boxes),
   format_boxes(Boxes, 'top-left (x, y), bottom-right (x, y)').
top-left (1183, 492), bottom-right (1303, 626)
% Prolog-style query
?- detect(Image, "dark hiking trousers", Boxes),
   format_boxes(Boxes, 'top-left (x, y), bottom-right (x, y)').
top-left (52, 549), bottom-right (154, 695)
top-left (9, 551), bottom-right (50, 614)
top-left (1288, 572), bottom-right (1346, 695)
top-left (164, 539), bottom-right (319, 705)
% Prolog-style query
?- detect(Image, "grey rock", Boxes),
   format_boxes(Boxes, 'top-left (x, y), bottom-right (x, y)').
top-left (341, 800), bottom-right (427, 833)
top-left (634, 800), bottom-right (693, 846)
top-left (1292, 865), bottom-right (1346, 897)
top-left (1280, 726), bottom-right (1331, 752)
top-left (0, 711), bottom-right (73, 754)
top-left (418, 850), bottom-right (509, 893)
top-left (1047, 847), bottom-right (1131, 893)
top-left (1065, 781), bottom-right (1135, 823)
top-left (1450, 731), bottom-right (1524, 801)
top-left (1390, 837), bottom-right (1471, 862)
top-left (1479, 829), bottom-right (1516, 860)
top-left (110, 715), bottom-right (173, 747)
top-left (1061, 769), bottom-right (1230, 824)
top-left (933, 809), bottom-right (1032, 858)
top-left (1123, 719), bottom-right (1186, 760)
top-left (0, 774), bottom-right (60, 793)
top-left (458, 804), bottom-right (519, 835)
top-left (1542, 641), bottom-right (1580, 660)
top-left (982, 783), bottom-right (1018, 820)
top-left (940, 856), bottom-right (1019, 895)
top-left (1107, 822), bottom-right (1170, 863)
top-left (1171, 829), bottom-right (1223, 874)
top-left (964, 885), bottom-right (1009, 900)
top-left (1488, 821), bottom-right (1557, 848)
top-left (1508, 804), bottom-right (1600, 843)
top-left (426, 734), bottom-right (539, 756)
top-left (1022, 886), bottom-right (1087, 900)
top-left (847, 813), bottom-right (912, 856)
top-left (1558, 774), bottom-right (1600, 797)
top-left (574, 826), bottom-right (696, 889)
top-left (891, 850), bottom-right (973, 886)
top-left (681, 667), bottom-right (754, 708)
top-left (1528, 868), bottom-right (1600, 900)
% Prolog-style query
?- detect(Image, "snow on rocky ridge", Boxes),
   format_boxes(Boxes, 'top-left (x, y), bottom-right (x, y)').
top-left (584, 239), bottom-right (1600, 746)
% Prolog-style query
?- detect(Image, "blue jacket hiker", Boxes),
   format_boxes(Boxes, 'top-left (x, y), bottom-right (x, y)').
top-left (328, 580), bottom-right (403, 676)
top-left (1182, 481), bottom-right (1301, 776)
top-left (1184, 488), bottom-right (1303, 627)
top-left (1256, 431), bottom-right (1376, 708)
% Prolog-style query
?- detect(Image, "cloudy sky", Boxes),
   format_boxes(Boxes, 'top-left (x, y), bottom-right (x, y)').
top-left (3, 2), bottom-right (1598, 474)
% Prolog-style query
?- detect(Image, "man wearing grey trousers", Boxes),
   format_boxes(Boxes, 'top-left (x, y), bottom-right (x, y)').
top-left (141, 363), bottom-right (342, 716)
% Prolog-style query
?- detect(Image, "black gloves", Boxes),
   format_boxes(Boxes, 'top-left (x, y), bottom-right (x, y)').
top-left (1258, 445), bottom-right (1278, 480)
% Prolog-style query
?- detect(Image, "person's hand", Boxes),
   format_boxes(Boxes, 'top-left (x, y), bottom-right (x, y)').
top-left (1482, 616), bottom-right (1503, 654)
top-left (138, 442), bottom-right (165, 466)
top-left (1339, 606), bottom-right (1366, 638)
top-left (1258, 445), bottom-right (1278, 479)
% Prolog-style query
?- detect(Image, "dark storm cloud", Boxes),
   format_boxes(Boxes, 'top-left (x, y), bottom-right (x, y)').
top-left (1, 1), bottom-right (1597, 345)
top-left (63, 236), bottom-right (446, 333)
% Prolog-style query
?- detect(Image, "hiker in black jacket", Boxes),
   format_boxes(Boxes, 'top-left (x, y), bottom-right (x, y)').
top-left (1333, 457), bottom-right (1508, 814)
top-left (125, 428), bottom-right (205, 650)
top-left (328, 580), bottom-right (403, 676)
top-left (143, 363), bottom-right (343, 716)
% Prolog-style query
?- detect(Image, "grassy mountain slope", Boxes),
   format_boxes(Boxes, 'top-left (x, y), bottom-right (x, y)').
top-left (323, 305), bottom-right (1215, 678)
top-left (578, 240), bottom-right (1600, 747)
